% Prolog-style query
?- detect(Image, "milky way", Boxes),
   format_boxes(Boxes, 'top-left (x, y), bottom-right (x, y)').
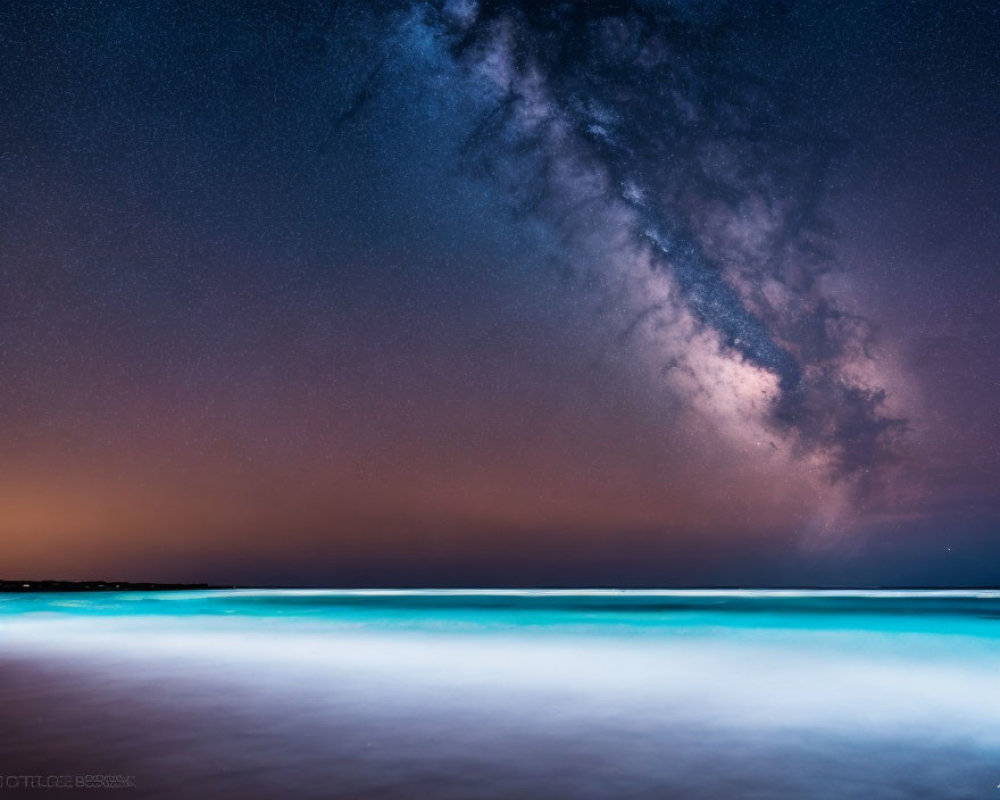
top-left (407, 1), bottom-right (911, 489)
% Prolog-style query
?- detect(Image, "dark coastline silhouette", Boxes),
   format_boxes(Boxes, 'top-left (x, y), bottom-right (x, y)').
top-left (0, 580), bottom-right (232, 593)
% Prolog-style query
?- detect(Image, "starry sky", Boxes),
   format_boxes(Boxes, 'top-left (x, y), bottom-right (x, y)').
top-left (2, 0), bottom-right (998, 587)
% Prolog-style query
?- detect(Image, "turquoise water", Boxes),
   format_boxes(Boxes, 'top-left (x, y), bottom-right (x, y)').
top-left (1, 590), bottom-right (998, 798)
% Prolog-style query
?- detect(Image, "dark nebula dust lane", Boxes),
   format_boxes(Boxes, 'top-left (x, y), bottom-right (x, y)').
top-left (0, 0), bottom-right (998, 586)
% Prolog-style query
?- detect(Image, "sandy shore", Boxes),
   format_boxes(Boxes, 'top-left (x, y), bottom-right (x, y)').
top-left (0, 646), bottom-right (997, 800)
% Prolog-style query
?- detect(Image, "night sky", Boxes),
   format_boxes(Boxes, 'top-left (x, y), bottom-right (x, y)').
top-left (2, 1), bottom-right (998, 587)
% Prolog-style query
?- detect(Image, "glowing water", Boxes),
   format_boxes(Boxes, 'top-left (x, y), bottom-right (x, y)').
top-left (1, 590), bottom-right (998, 798)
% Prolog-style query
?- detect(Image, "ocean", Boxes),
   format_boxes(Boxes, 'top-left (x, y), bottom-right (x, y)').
top-left (0, 589), bottom-right (998, 798)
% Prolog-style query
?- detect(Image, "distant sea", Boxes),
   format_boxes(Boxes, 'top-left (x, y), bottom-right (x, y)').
top-left (1, 590), bottom-right (998, 799)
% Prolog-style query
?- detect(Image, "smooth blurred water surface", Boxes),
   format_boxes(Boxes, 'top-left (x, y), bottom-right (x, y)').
top-left (1, 590), bottom-right (998, 798)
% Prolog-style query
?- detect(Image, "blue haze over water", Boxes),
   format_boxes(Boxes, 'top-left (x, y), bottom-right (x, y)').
top-left (0, 590), bottom-right (998, 799)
